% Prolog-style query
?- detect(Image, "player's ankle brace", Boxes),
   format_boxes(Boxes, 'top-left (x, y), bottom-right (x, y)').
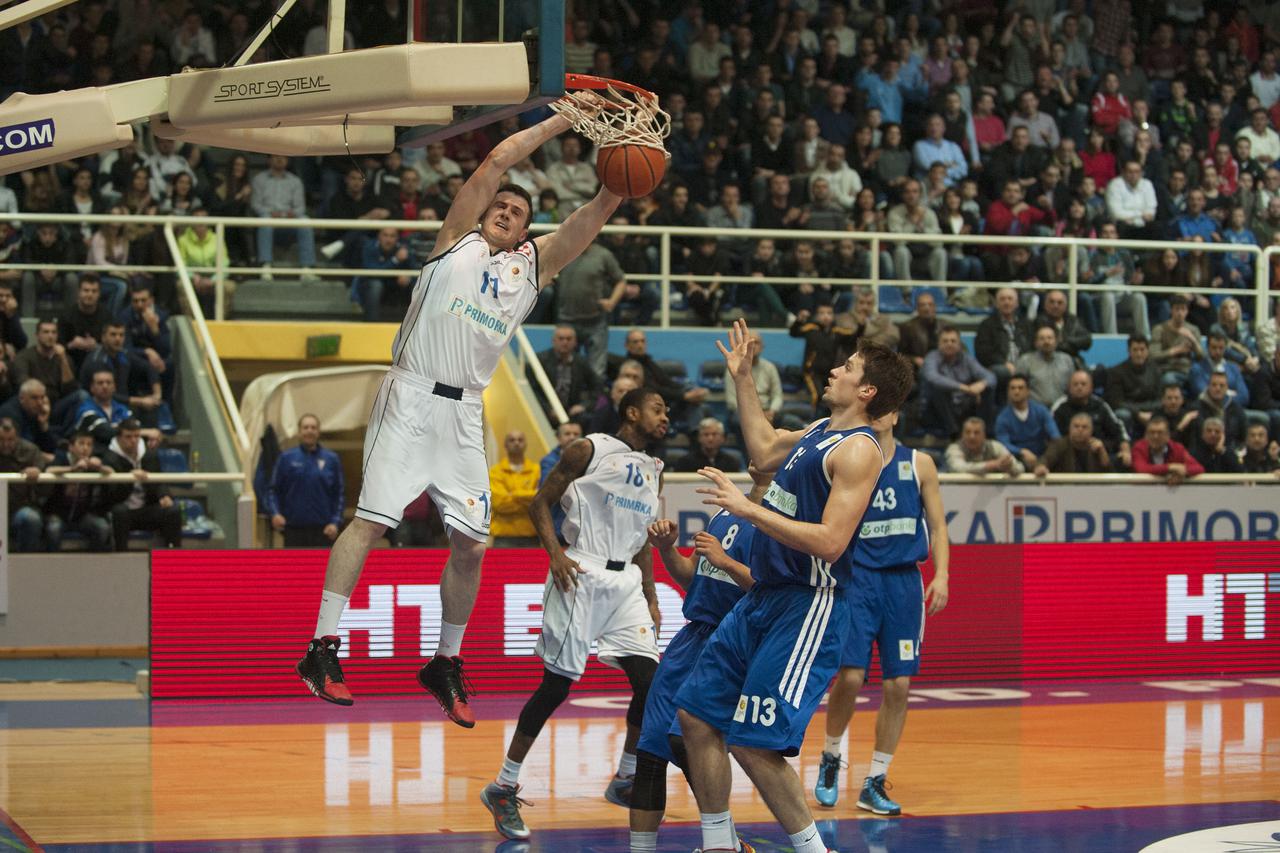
top-left (629, 749), bottom-right (668, 812)
top-left (515, 669), bottom-right (573, 739)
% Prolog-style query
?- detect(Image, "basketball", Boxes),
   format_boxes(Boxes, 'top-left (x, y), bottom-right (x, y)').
top-left (597, 143), bottom-right (667, 198)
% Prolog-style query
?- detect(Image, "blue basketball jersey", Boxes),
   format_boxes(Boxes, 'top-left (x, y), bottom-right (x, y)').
top-left (851, 443), bottom-right (929, 571)
top-left (750, 419), bottom-right (881, 590)
top-left (682, 510), bottom-right (754, 625)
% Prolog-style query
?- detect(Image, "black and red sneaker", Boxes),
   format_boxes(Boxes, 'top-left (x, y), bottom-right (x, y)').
top-left (418, 654), bottom-right (476, 728)
top-left (296, 635), bottom-right (354, 706)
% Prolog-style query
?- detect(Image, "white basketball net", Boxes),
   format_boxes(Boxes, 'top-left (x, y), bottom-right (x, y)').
top-left (549, 87), bottom-right (671, 151)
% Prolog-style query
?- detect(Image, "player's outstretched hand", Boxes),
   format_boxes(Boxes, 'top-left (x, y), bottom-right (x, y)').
top-left (925, 573), bottom-right (950, 616)
top-left (715, 318), bottom-right (756, 381)
top-left (648, 519), bottom-right (678, 549)
top-left (693, 530), bottom-right (728, 567)
top-left (696, 467), bottom-right (752, 515)
top-left (549, 549), bottom-right (585, 592)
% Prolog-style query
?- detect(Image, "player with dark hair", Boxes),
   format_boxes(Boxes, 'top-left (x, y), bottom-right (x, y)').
top-left (679, 320), bottom-right (914, 853)
top-left (481, 386), bottom-right (669, 841)
top-left (296, 92), bottom-right (622, 724)
top-left (813, 408), bottom-right (950, 815)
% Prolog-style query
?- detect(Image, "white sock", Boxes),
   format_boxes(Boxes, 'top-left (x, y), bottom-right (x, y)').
top-left (629, 830), bottom-right (658, 851)
top-left (823, 734), bottom-right (842, 757)
top-left (789, 822), bottom-right (826, 853)
top-left (617, 750), bottom-right (637, 778)
top-left (314, 590), bottom-right (348, 638)
top-left (869, 750), bottom-right (893, 779)
top-left (436, 621), bottom-right (467, 658)
top-left (497, 756), bottom-right (522, 787)
top-left (700, 810), bottom-right (734, 851)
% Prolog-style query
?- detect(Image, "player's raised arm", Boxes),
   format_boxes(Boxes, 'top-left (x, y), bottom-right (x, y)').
top-left (917, 451), bottom-right (951, 615)
top-left (529, 437), bottom-right (594, 590)
top-left (697, 434), bottom-right (880, 564)
top-left (648, 519), bottom-right (696, 589)
top-left (717, 319), bottom-right (809, 471)
top-left (432, 98), bottom-right (600, 257)
top-left (533, 186), bottom-right (625, 281)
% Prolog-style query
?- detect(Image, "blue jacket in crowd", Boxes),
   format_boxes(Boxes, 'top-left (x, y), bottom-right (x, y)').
top-left (996, 401), bottom-right (1062, 458)
top-left (265, 444), bottom-right (345, 527)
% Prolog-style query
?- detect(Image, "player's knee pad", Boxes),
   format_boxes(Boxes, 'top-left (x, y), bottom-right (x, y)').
top-left (629, 749), bottom-right (667, 813)
top-left (619, 656), bottom-right (657, 728)
top-left (515, 669), bottom-right (574, 739)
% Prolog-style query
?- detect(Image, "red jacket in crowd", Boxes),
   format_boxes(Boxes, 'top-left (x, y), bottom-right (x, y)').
top-left (1131, 439), bottom-right (1205, 476)
top-left (1090, 92), bottom-right (1132, 136)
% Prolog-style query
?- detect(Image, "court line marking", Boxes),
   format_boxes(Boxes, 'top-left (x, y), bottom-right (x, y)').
top-left (0, 806), bottom-right (41, 853)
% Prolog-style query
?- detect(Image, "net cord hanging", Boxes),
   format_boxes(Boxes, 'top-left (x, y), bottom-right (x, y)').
top-left (549, 86), bottom-right (671, 151)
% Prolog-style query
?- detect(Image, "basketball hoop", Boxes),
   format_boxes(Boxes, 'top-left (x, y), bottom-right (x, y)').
top-left (551, 73), bottom-right (671, 151)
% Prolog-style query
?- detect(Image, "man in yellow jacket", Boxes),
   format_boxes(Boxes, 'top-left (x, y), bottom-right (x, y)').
top-left (489, 430), bottom-right (540, 547)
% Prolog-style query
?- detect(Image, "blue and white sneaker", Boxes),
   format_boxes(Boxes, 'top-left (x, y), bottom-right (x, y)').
top-left (814, 751), bottom-right (843, 807)
top-left (604, 773), bottom-right (633, 807)
top-left (856, 774), bottom-right (901, 816)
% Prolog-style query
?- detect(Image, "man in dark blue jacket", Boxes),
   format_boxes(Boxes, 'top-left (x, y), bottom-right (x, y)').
top-left (267, 413), bottom-right (345, 547)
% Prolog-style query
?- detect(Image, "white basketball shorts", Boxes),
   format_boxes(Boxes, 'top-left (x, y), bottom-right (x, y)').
top-left (355, 368), bottom-right (490, 542)
top-left (535, 547), bottom-right (660, 680)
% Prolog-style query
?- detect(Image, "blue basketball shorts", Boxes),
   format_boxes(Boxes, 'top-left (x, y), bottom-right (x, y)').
top-left (637, 620), bottom-right (716, 764)
top-left (675, 584), bottom-right (846, 757)
top-left (840, 566), bottom-right (925, 678)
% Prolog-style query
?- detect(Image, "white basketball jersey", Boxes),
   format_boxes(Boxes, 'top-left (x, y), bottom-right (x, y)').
top-left (560, 433), bottom-right (663, 562)
top-left (390, 231), bottom-right (540, 389)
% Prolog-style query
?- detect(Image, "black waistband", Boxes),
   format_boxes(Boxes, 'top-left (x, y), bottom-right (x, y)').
top-left (433, 382), bottom-right (464, 400)
top-left (605, 559), bottom-right (626, 572)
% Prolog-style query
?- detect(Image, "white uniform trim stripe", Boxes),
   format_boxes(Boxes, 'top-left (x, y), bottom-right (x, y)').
top-left (779, 587), bottom-right (832, 704)
top-left (787, 587), bottom-right (834, 707)
top-left (917, 570), bottom-right (927, 653)
top-left (778, 588), bottom-right (827, 702)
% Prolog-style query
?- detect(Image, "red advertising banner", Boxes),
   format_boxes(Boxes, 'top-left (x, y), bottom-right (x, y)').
top-left (150, 543), bottom-right (1280, 699)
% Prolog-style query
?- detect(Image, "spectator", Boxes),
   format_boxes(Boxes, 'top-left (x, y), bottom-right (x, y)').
top-left (1236, 108), bottom-right (1280, 166)
top-left (1106, 159), bottom-right (1158, 239)
top-left (809, 144), bottom-right (862, 211)
top-left (0, 379), bottom-right (59, 455)
top-left (791, 304), bottom-right (857, 411)
top-left (251, 155), bottom-right (318, 280)
top-left (12, 319), bottom-right (81, 432)
top-left (1189, 371), bottom-right (1248, 453)
top-left (416, 142), bottom-right (463, 192)
top-left (897, 290), bottom-right (941, 374)
top-left (684, 236), bottom-right (729, 325)
top-left (921, 326), bottom-right (996, 439)
top-left (1151, 295), bottom-right (1204, 385)
top-left (587, 374), bottom-right (637, 435)
top-left (887, 178), bottom-right (946, 284)
top-left (945, 416), bottom-right (1024, 476)
top-left (1131, 414), bottom-right (1203, 483)
top-left (617, 329), bottom-right (708, 432)
top-left (673, 418), bottom-right (742, 473)
top-left (488, 430), bottom-right (539, 548)
top-left (1035, 412), bottom-right (1112, 475)
top-left (996, 373), bottom-right (1061, 469)
top-left (982, 180), bottom-right (1051, 277)
top-left (1154, 384), bottom-right (1199, 447)
top-left (973, 91), bottom-right (1008, 158)
top-left (813, 84), bottom-right (857, 149)
top-left (1258, 298), bottom-right (1280, 365)
top-left (1105, 335), bottom-right (1163, 431)
top-left (1015, 325), bottom-right (1075, 406)
top-left (44, 429), bottom-right (114, 551)
top-left (841, 287), bottom-right (900, 349)
top-left (1189, 333), bottom-right (1251, 405)
top-left (724, 332), bottom-right (783, 427)
top-left (912, 114), bottom-right (967, 186)
top-left (73, 369), bottom-right (131, 440)
top-left (534, 325), bottom-right (600, 422)
top-left (117, 283), bottom-right (170, 381)
top-left (265, 414), bottom-right (344, 548)
top-left (175, 210), bottom-right (231, 319)
top-left (546, 136), bottom-right (598, 212)
top-left (102, 418), bottom-right (181, 550)
top-left (704, 183), bottom-right (754, 269)
top-left (601, 215), bottom-right (660, 327)
top-left (1008, 89), bottom-right (1061, 150)
top-left (1192, 416), bottom-right (1244, 473)
top-left (938, 187), bottom-right (985, 284)
top-left (320, 166), bottom-right (393, 267)
top-left (1090, 71), bottom-right (1131, 137)
top-left (800, 179), bottom-right (848, 234)
top-left (975, 287), bottom-right (1036, 397)
top-left (145, 137), bottom-right (197, 200)
top-left (985, 126), bottom-right (1048, 198)
top-left (59, 274), bottom-right (111, 377)
top-left (1087, 221), bottom-right (1150, 337)
top-left (79, 322), bottom-right (160, 424)
top-left (540, 421), bottom-right (583, 484)
top-left (0, 417), bottom-right (53, 552)
top-left (554, 237), bottom-right (625, 378)
top-left (1241, 423), bottom-right (1280, 474)
top-left (1252, 51), bottom-right (1280, 110)
top-left (1000, 16), bottom-right (1047, 105)
top-left (1051, 369), bottom-right (1132, 467)
top-left (1037, 289), bottom-right (1093, 362)
top-left (209, 154), bottom-right (254, 266)
top-left (350, 227), bottom-right (415, 322)
top-left (20, 223), bottom-right (82, 313)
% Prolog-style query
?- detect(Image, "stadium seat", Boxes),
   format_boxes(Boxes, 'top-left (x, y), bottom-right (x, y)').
top-left (878, 286), bottom-right (913, 314)
top-left (699, 359), bottom-right (726, 390)
top-left (656, 359), bottom-right (687, 382)
top-left (780, 364), bottom-right (806, 394)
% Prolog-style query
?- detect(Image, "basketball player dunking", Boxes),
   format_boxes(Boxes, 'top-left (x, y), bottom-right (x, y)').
top-left (297, 93), bottom-right (618, 726)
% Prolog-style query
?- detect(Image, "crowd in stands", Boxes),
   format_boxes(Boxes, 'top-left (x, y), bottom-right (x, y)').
top-left (4, 0), bottom-right (1280, 498)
